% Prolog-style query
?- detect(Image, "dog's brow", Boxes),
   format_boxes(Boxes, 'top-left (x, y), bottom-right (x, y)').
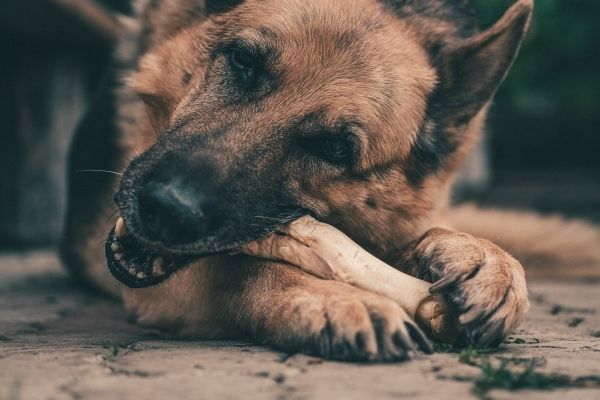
top-left (235, 28), bottom-right (278, 51)
top-left (257, 26), bottom-right (277, 40)
top-left (221, 29), bottom-right (281, 71)
top-left (293, 112), bottom-right (366, 136)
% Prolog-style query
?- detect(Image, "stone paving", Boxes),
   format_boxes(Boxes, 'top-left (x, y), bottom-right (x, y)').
top-left (1, 251), bottom-right (599, 400)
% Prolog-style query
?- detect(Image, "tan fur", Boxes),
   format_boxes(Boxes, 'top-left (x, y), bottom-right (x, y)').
top-left (125, 0), bottom-right (444, 255)
top-left (123, 254), bottom-right (424, 360)
top-left (122, 257), bottom-right (228, 337)
top-left (116, 0), bottom-right (532, 351)
top-left (63, 0), bottom-right (593, 360)
top-left (392, 227), bottom-right (529, 344)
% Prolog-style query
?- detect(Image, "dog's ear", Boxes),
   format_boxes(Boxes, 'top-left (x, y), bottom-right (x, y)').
top-left (433, 0), bottom-right (533, 124)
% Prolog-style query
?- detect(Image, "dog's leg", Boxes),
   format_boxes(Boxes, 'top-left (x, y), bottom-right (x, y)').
top-left (391, 228), bottom-right (529, 347)
top-left (123, 256), bottom-right (432, 361)
top-left (60, 73), bottom-right (125, 297)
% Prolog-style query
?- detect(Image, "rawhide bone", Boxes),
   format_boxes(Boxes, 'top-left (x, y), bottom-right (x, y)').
top-left (241, 216), bottom-right (458, 342)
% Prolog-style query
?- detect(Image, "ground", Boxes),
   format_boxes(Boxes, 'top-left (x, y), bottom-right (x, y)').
top-left (1, 251), bottom-right (599, 400)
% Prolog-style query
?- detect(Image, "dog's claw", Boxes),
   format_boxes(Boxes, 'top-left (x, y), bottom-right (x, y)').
top-left (430, 273), bottom-right (460, 293)
top-left (406, 321), bottom-right (434, 354)
top-left (459, 305), bottom-right (486, 326)
top-left (477, 318), bottom-right (506, 348)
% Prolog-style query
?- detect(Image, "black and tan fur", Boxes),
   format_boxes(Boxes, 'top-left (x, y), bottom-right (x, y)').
top-left (60, 0), bottom-right (600, 361)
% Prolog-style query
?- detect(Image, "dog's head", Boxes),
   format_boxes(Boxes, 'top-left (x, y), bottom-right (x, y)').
top-left (108, 0), bottom-right (533, 287)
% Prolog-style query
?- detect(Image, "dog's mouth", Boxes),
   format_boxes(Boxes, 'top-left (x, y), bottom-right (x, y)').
top-left (106, 207), bottom-right (308, 288)
top-left (105, 218), bottom-right (195, 288)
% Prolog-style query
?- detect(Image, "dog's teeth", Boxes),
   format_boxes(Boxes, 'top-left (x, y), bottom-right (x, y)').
top-left (115, 218), bottom-right (128, 237)
top-left (152, 258), bottom-right (166, 276)
top-left (136, 271), bottom-right (146, 279)
top-left (111, 242), bottom-right (121, 252)
top-left (114, 253), bottom-right (123, 261)
top-left (128, 267), bottom-right (137, 275)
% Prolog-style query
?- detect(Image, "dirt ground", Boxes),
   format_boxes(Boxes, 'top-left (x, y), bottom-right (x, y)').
top-left (1, 251), bottom-right (599, 400)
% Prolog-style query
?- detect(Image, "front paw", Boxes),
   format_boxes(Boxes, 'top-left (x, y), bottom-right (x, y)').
top-left (416, 229), bottom-right (529, 347)
top-left (264, 282), bottom-right (433, 362)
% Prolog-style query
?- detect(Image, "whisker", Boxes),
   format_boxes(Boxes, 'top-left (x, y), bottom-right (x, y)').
top-left (249, 223), bottom-right (267, 228)
top-left (77, 169), bottom-right (123, 176)
top-left (252, 215), bottom-right (284, 221)
top-left (92, 210), bottom-right (122, 247)
top-left (287, 238), bottom-right (300, 268)
top-left (257, 239), bottom-right (273, 260)
top-left (104, 209), bottom-right (121, 227)
top-left (144, 104), bottom-right (160, 139)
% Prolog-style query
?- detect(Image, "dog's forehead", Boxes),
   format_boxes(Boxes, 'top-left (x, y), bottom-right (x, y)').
top-left (230, 0), bottom-right (438, 165)
top-left (237, 0), bottom-right (377, 23)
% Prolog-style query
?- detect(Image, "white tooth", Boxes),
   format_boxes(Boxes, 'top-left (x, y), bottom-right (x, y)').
top-left (128, 267), bottom-right (137, 275)
top-left (111, 242), bottom-right (121, 252)
top-left (136, 272), bottom-right (146, 279)
top-left (152, 258), bottom-right (166, 276)
top-left (114, 253), bottom-right (123, 261)
top-left (152, 268), bottom-right (164, 277)
top-left (115, 218), bottom-right (128, 237)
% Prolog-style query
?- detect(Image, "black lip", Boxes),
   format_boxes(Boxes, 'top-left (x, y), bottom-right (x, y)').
top-left (105, 207), bottom-right (309, 288)
top-left (105, 227), bottom-right (193, 289)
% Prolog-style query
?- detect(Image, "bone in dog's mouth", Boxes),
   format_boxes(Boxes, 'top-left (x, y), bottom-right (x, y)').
top-left (106, 208), bottom-right (307, 288)
top-left (105, 218), bottom-right (194, 288)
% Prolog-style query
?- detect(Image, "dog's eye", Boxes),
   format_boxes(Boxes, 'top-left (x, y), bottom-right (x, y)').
top-left (228, 47), bottom-right (255, 81)
top-left (302, 137), bottom-right (354, 166)
top-left (322, 138), bottom-right (352, 162)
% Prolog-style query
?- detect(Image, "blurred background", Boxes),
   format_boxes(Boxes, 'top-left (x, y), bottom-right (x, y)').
top-left (0, 0), bottom-right (599, 248)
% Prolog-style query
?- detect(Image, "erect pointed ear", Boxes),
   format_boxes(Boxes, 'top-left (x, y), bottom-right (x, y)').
top-left (432, 0), bottom-right (533, 124)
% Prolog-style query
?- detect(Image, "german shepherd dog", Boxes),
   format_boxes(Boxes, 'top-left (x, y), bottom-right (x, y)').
top-left (62, 0), bottom-right (550, 361)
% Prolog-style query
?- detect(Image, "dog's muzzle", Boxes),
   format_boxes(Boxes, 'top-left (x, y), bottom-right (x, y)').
top-left (105, 218), bottom-right (192, 288)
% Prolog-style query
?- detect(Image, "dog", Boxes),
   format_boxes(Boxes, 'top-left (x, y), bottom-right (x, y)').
top-left (61, 0), bottom-right (589, 361)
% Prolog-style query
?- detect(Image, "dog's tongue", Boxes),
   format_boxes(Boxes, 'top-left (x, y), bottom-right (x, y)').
top-left (105, 217), bottom-right (181, 288)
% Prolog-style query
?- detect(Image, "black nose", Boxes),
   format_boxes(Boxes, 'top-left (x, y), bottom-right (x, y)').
top-left (138, 180), bottom-right (208, 244)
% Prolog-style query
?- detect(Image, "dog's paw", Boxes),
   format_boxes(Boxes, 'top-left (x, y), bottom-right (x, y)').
top-left (268, 283), bottom-right (433, 361)
top-left (415, 229), bottom-right (529, 347)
